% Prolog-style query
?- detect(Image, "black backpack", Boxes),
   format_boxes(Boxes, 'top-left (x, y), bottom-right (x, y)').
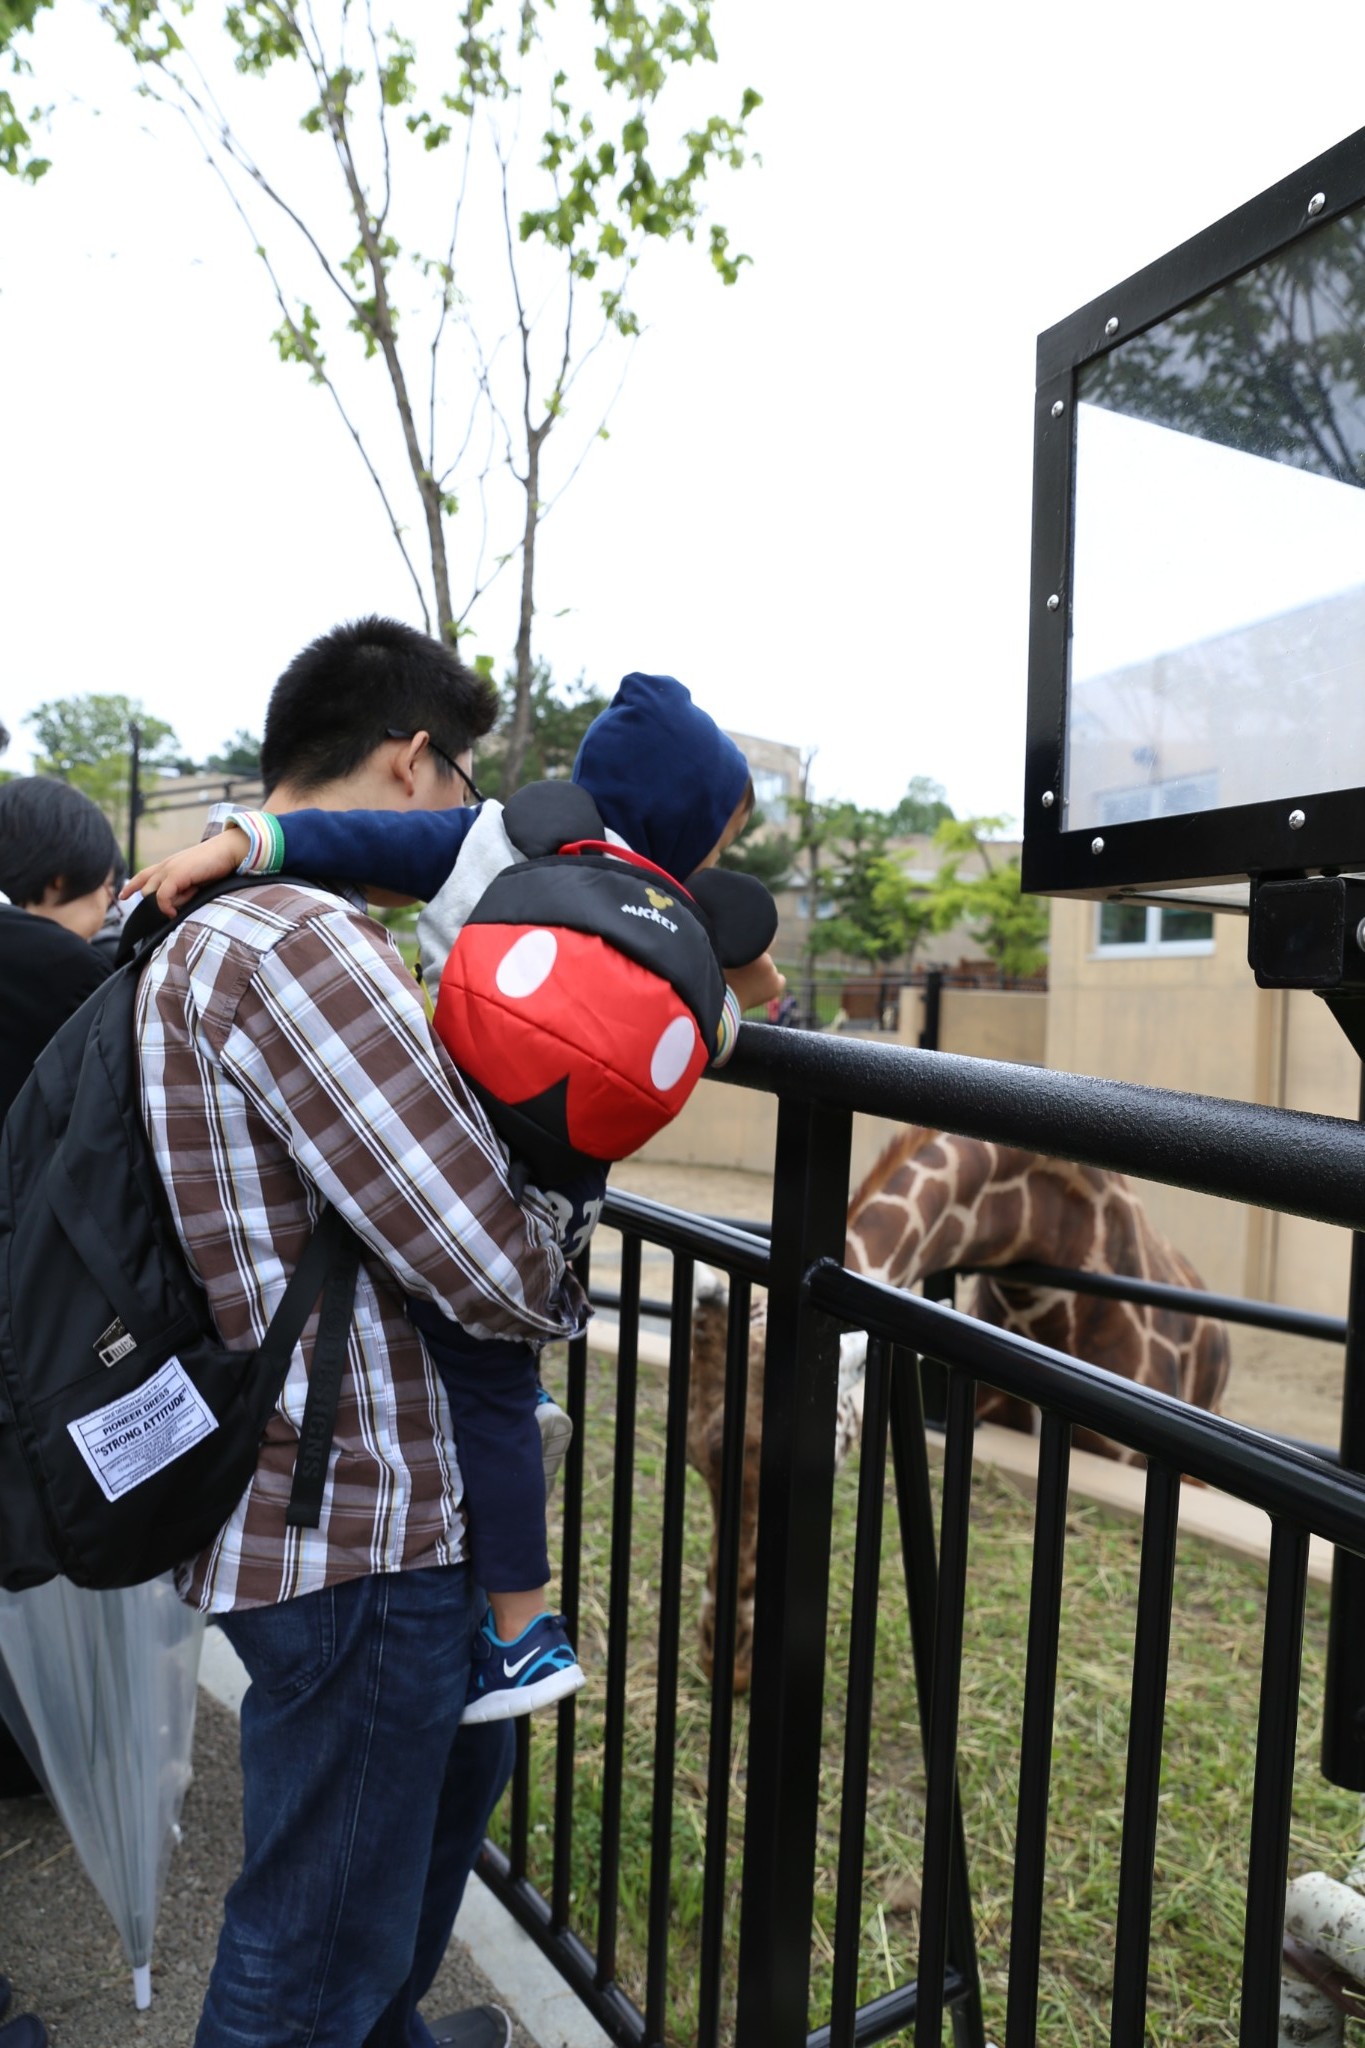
top-left (0, 876), bottom-right (360, 1591)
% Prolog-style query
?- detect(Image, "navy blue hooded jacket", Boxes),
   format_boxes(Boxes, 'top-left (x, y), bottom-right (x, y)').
top-left (572, 672), bottom-right (751, 880)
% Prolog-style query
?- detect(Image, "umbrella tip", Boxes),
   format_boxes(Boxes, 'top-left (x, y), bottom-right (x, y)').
top-left (132, 1963), bottom-right (152, 2010)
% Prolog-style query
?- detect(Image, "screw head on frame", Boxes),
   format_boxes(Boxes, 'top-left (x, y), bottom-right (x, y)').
top-left (1041, 790), bottom-right (1055, 808)
top-left (1091, 836), bottom-right (1105, 855)
top-left (1104, 316), bottom-right (1120, 337)
top-left (1308, 192), bottom-right (1326, 216)
top-left (1288, 809), bottom-right (1306, 830)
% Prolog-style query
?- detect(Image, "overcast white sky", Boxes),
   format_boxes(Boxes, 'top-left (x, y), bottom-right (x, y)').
top-left (5, 2), bottom-right (1365, 820)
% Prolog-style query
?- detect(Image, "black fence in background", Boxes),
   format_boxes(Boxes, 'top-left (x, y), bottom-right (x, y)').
top-left (476, 1025), bottom-right (1365, 2046)
top-left (767, 962), bottom-right (1047, 1036)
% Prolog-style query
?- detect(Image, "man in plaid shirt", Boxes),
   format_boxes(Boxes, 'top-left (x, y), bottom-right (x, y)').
top-left (136, 618), bottom-right (588, 2047)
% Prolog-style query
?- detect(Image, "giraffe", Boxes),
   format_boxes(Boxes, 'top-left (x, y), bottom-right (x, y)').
top-left (686, 1125), bottom-right (1231, 1691)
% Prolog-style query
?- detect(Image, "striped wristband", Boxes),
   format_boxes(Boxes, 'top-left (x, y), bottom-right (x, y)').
top-left (711, 985), bottom-right (743, 1068)
top-left (225, 809), bottom-right (285, 874)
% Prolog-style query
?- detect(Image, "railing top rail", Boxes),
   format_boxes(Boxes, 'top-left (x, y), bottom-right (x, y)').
top-left (721, 1024), bottom-right (1365, 1234)
top-left (955, 1259), bottom-right (1349, 1345)
top-left (814, 1260), bottom-right (1365, 1548)
top-left (600, 1189), bottom-right (772, 1284)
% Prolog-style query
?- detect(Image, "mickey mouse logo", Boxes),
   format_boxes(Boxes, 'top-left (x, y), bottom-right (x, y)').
top-left (620, 886), bottom-right (679, 933)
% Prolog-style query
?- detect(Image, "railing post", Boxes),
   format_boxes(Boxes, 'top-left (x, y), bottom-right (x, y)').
top-left (1323, 1061), bottom-right (1365, 1788)
top-left (919, 966), bottom-right (943, 1052)
top-left (127, 718), bottom-right (143, 875)
top-left (734, 1094), bottom-right (852, 2048)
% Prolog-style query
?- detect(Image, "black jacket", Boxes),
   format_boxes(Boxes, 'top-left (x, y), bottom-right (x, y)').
top-left (0, 905), bottom-right (109, 1126)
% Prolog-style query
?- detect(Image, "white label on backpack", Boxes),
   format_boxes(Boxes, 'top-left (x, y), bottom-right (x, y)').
top-left (67, 1359), bottom-right (218, 1504)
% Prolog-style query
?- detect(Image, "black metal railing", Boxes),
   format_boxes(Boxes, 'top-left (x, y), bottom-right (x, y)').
top-left (475, 1024), bottom-right (1365, 2047)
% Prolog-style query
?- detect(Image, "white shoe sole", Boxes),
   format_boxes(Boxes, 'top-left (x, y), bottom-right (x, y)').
top-left (461, 1660), bottom-right (586, 1725)
top-left (537, 1407), bottom-right (574, 1496)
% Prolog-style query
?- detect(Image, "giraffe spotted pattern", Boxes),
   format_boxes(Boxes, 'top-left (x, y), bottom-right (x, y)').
top-left (687, 1125), bottom-right (1231, 1692)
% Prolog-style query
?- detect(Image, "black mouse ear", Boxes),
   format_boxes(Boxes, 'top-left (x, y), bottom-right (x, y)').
top-left (501, 781), bottom-right (605, 858)
top-left (684, 868), bottom-right (779, 968)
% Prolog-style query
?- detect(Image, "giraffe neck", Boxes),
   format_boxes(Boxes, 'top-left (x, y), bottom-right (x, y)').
top-left (845, 1130), bottom-right (1107, 1292)
top-left (840, 1126), bottom-right (1225, 1411)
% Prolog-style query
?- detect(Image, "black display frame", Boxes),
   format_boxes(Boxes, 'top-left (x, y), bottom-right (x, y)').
top-left (1021, 122), bottom-right (1365, 902)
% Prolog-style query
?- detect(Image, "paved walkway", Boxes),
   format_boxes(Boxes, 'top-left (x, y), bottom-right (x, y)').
top-left (0, 1670), bottom-right (558, 2048)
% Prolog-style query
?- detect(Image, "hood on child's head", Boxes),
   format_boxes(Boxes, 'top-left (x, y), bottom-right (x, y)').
top-left (572, 673), bottom-right (750, 881)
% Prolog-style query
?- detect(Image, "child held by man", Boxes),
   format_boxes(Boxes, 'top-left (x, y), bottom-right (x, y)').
top-left (129, 673), bottom-right (784, 1721)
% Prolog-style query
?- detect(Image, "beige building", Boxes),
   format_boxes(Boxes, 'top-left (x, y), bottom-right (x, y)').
top-left (1045, 897), bottom-right (1357, 1316)
top-left (639, 888), bottom-right (1360, 1325)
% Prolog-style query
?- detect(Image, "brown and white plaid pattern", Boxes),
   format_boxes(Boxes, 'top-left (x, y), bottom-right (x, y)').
top-left (135, 880), bottom-right (588, 1614)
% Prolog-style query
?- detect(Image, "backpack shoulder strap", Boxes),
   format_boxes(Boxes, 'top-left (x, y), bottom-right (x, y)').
top-left (278, 1209), bottom-right (361, 1530)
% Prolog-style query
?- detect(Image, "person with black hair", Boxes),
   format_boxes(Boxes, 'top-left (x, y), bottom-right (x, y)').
top-left (257, 614), bottom-right (497, 804)
top-left (128, 616), bottom-right (577, 2048)
top-left (0, 776), bottom-right (117, 1125)
top-left (0, 766), bottom-right (103, 2045)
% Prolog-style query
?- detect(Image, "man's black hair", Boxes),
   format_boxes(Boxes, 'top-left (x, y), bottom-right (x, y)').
top-left (0, 776), bottom-right (118, 908)
top-left (259, 616), bottom-right (500, 798)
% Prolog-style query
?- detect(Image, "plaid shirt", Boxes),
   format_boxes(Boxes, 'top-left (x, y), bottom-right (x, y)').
top-left (135, 878), bottom-right (588, 1614)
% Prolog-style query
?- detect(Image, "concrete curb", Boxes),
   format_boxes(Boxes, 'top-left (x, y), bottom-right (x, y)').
top-left (963, 1420), bottom-right (1336, 1586)
top-left (586, 1318), bottom-right (1330, 1584)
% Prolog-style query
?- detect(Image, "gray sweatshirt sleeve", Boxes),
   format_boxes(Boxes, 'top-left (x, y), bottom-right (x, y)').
top-left (416, 798), bottom-right (524, 993)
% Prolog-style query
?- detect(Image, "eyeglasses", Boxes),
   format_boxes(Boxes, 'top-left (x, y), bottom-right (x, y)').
top-left (385, 728), bottom-right (483, 806)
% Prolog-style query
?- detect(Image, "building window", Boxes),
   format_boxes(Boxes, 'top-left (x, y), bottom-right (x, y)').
top-left (796, 892), bottom-right (838, 920)
top-left (1095, 903), bottom-right (1215, 955)
top-left (750, 766), bottom-right (791, 824)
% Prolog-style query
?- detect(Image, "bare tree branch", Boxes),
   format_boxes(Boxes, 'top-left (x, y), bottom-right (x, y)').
top-left (363, 0), bottom-right (393, 231)
top-left (183, 108), bottom-right (433, 631)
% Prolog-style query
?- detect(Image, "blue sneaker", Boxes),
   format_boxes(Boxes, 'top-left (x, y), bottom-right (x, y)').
top-left (462, 1608), bottom-right (585, 1724)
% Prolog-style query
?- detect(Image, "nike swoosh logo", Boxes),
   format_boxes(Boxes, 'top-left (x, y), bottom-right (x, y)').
top-left (503, 1648), bottom-right (539, 1678)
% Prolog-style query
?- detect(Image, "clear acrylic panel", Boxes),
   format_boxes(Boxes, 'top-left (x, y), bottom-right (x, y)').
top-left (1064, 205), bottom-right (1365, 835)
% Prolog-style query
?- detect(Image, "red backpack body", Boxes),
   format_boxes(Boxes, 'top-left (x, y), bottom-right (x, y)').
top-left (432, 786), bottom-right (776, 1184)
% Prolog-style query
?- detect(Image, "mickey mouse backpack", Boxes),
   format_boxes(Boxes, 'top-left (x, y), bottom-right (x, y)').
top-left (433, 782), bottom-right (778, 1184)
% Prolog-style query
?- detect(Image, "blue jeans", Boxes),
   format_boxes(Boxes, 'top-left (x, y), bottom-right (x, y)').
top-left (196, 1566), bottom-right (513, 2048)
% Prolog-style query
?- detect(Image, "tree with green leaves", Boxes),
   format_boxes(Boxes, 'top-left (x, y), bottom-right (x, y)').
top-left (887, 773), bottom-right (954, 837)
top-left (472, 665), bottom-right (608, 800)
top-left (204, 729), bottom-right (264, 776)
top-left (1084, 219), bottom-right (1365, 491)
top-left (97, 0), bottom-right (759, 787)
top-left (717, 807), bottom-right (796, 893)
top-left (803, 803), bottom-right (931, 972)
top-left (27, 693), bottom-right (182, 845)
top-left (923, 816), bottom-right (1049, 981)
top-left (0, 0), bottom-right (52, 180)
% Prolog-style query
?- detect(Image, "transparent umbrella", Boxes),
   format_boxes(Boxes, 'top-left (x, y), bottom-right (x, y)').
top-left (0, 1576), bottom-right (204, 2009)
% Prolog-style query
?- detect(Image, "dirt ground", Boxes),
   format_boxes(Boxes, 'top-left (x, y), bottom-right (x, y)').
top-left (606, 1159), bottom-right (1346, 1457)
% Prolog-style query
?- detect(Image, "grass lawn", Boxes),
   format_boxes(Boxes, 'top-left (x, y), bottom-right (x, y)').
top-left (490, 1343), bottom-right (1361, 2045)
